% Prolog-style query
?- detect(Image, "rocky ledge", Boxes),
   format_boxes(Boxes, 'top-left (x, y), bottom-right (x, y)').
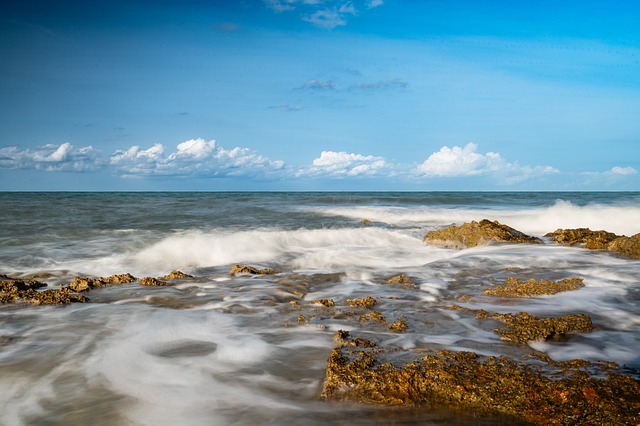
top-left (546, 228), bottom-right (640, 259)
top-left (424, 219), bottom-right (542, 249)
top-left (321, 333), bottom-right (640, 425)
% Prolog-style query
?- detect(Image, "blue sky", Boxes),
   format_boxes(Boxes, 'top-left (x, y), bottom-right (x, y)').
top-left (1, 0), bottom-right (639, 191)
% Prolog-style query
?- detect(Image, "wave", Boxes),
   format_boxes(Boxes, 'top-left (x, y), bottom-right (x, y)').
top-left (307, 200), bottom-right (640, 236)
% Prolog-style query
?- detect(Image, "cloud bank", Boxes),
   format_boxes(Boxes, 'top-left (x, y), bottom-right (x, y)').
top-left (1, 139), bottom-right (636, 189)
top-left (110, 138), bottom-right (285, 178)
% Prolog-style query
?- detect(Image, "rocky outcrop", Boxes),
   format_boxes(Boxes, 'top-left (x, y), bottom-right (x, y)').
top-left (1, 280), bottom-right (86, 305)
top-left (478, 311), bottom-right (594, 343)
top-left (546, 228), bottom-right (640, 259)
top-left (229, 264), bottom-right (276, 275)
top-left (608, 233), bottom-right (640, 259)
top-left (139, 277), bottom-right (168, 286)
top-left (70, 273), bottom-right (138, 291)
top-left (345, 296), bottom-right (377, 308)
top-left (545, 228), bottom-right (620, 249)
top-left (483, 276), bottom-right (585, 297)
top-left (159, 270), bottom-right (193, 280)
top-left (385, 274), bottom-right (416, 288)
top-left (424, 219), bottom-right (542, 249)
top-left (321, 333), bottom-right (640, 425)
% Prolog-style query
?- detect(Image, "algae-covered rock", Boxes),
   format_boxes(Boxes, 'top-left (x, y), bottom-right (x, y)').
top-left (321, 337), bottom-right (640, 425)
top-left (139, 277), bottom-right (168, 286)
top-left (1, 280), bottom-right (86, 305)
top-left (483, 276), bottom-right (585, 297)
top-left (229, 264), bottom-right (276, 275)
top-left (159, 270), bottom-right (193, 280)
top-left (478, 311), bottom-right (594, 343)
top-left (388, 317), bottom-right (408, 332)
top-left (345, 296), bottom-right (377, 308)
top-left (385, 274), bottom-right (416, 288)
top-left (103, 273), bottom-right (138, 284)
top-left (69, 277), bottom-right (107, 292)
top-left (310, 299), bottom-right (335, 307)
top-left (424, 219), bottom-right (542, 249)
top-left (607, 233), bottom-right (640, 259)
top-left (545, 228), bottom-right (620, 249)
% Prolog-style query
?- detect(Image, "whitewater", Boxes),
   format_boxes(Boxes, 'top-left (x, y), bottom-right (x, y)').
top-left (0, 192), bottom-right (639, 425)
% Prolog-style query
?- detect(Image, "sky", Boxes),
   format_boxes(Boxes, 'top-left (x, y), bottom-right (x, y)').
top-left (1, 0), bottom-right (639, 191)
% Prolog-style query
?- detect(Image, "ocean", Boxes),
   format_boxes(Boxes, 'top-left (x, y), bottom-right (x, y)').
top-left (1, 192), bottom-right (639, 425)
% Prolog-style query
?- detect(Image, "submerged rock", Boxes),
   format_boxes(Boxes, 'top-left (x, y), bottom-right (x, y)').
top-left (321, 336), bottom-right (640, 425)
top-left (229, 264), bottom-right (276, 275)
top-left (545, 228), bottom-right (620, 249)
top-left (483, 276), bottom-right (585, 297)
top-left (159, 270), bottom-right (193, 280)
top-left (424, 219), bottom-right (542, 249)
top-left (608, 233), bottom-right (640, 259)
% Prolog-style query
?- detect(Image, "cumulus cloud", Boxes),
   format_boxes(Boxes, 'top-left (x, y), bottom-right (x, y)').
top-left (264, 0), bottom-right (379, 29)
top-left (417, 143), bottom-right (559, 183)
top-left (0, 142), bottom-right (102, 172)
top-left (608, 166), bottom-right (638, 176)
top-left (299, 150), bottom-right (388, 177)
top-left (110, 138), bottom-right (285, 178)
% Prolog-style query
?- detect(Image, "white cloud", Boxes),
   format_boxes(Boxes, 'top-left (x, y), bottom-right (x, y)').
top-left (264, 0), bottom-right (382, 29)
top-left (417, 142), bottom-right (559, 183)
top-left (300, 150), bottom-right (388, 177)
top-left (608, 166), bottom-right (638, 176)
top-left (417, 143), bottom-right (503, 177)
top-left (0, 142), bottom-right (102, 172)
top-left (110, 138), bottom-right (285, 178)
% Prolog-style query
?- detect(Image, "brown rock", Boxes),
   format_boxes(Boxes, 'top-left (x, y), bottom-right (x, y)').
top-left (483, 276), bottom-right (585, 297)
top-left (424, 219), bottom-right (541, 249)
top-left (607, 234), bottom-right (640, 259)
top-left (158, 270), bottom-right (193, 280)
top-left (1, 280), bottom-right (86, 305)
top-left (69, 277), bottom-right (107, 292)
top-left (102, 273), bottom-right (138, 284)
top-left (229, 264), bottom-right (276, 275)
top-left (320, 341), bottom-right (640, 425)
top-left (385, 274), bottom-right (416, 288)
top-left (478, 311), bottom-right (594, 343)
top-left (345, 296), bottom-right (377, 308)
top-left (139, 277), bottom-right (168, 286)
top-left (544, 228), bottom-right (620, 249)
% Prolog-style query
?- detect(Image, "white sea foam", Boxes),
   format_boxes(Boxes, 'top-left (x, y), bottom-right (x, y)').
top-left (309, 200), bottom-right (640, 236)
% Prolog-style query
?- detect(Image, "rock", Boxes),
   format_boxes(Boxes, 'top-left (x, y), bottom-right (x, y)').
top-left (320, 337), bottom-right (640, 425)
top-left (607, 233), bottom-right (640, 259)
top-left (424, 219), bottom-right (542, 249)
top-left (158, 270), bottom-right (193, 280)
top-left (477, 311), bottom-right (594, 343)
top-left (385, 274), bottom-right (416, 288)
top-left (482, 276), bottom-right (585, 297)
top-left (544, 228), bottom-right (620, 249)
top-left (345, 296), bottom-right (377, 308)
top-left (311, 299), bottom-right (335, 307)
top-left (388, 317), bottom-right (408, 332)
top-left (102, 273), bottom-right (138, 284)
top-left (69, 277), bottom-right (107, 292)
top-left (360, 219), bottom-right (372, 225)
top-left (1, 280), bottom-right (86, 305)
top-left (139, 277), bottom-right (168, 286)
top-left (229, 264), bottom-right (276, 275)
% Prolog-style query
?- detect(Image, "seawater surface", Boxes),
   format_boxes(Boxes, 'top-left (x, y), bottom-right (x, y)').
top-left (1, 192), bottom-right (639, 425)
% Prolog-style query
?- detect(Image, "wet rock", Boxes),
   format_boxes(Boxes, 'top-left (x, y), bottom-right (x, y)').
top-left (229, 264), bottom-right (276, 275)
top-left (385, 274), bottom-right (417, 289)
top-left (545, 228), bottom-right (620, 249)
top-left (483, 276), bottom-right (585, 297)
top-left (102, 273), bottom-right (138, 284)
top-left (424, 219), bottom-right (542, 249)
top-left (158, 270), bottom-right (193, 280)
top-left (360, 219), bottom-right (372, 225)
top-left (320, 340), bottom-right (640, 425)
top-left (311, 299), bottom-right (335, 307)
top-left (607, 233), bottom-right (640, 259)
top-left (335, 330), bottom-right (377, 348)
top-left (477, 311), bottom-right (594, 343)
top-left (69, 277), bottom-right (107, 292)
top-left (388, 317), bottom-right (408, 332)
top-left (358, 311), bottom-right (386, 323)
top-left (139, 277), bottom-right (168, 286)
top-left (1, 280), bottom-right (86, 305)
top-left (345, 296), bottom-right (377, 309)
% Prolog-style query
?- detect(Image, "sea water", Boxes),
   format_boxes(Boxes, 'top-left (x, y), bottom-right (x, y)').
top-left (0, 192), bottom-right (639, 425)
